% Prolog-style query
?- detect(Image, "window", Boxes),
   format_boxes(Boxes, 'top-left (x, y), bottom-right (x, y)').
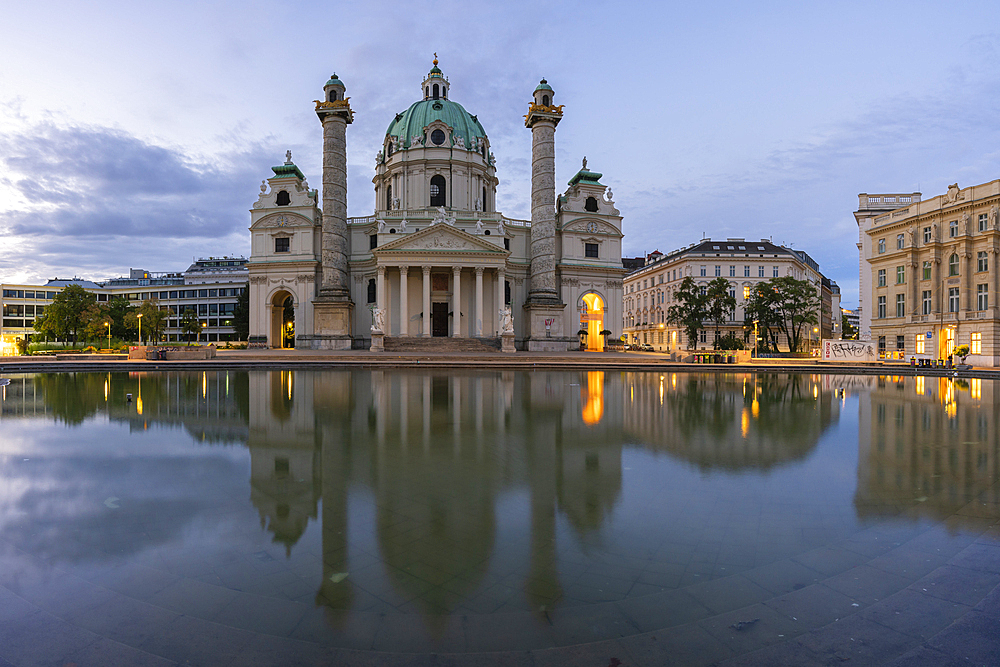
top-left (276, 190), bottom-right (290, 206)
top-left (432, 83), bottom-right (439, 100)
top-left (915, 335), bottom-right (925, 354)
top-left (922, 290), bottom-right (932, 315)
top-left (773, 266), bottom-right (779, 277)
top-left (922, 261), bottom-right (931, 280)
top-left (585, 197), bottom-right (599, 212)
top-left (370, 234), bottom-right (377, 249)
top-left (585, 243), bottom-right (599, 258)
top-left (505, 280), bottom-right (511, 305)
top-left (714, 265), bottom-right (721, 276)
top-left (949, 287), bottom-right (960, 312)
top-left (978, 251), bottom-right (988, 272)
top-left (700, 266), bottom-right (706, 277)
top-left (699, 330), bottom-right (707, 343)
top-left (896, 294), bottom-right (905, 318)
top-left (896, 266), bottom-right (905, 284)
top-left (949, 220), bottom-right (958, 237)
top-left (367, 279), bottom-right (376, 304)
top-left (744, 266), bottom-right (750, 277)
top-left (878, 336), bottom-right (886, 352)
top-left (978, 284), bottom-right (988, 311)
top-left (429, 174), bottom-right (446, 206)
top-left (923, 227), bottom-right (931, 243)
top-left (877, 269), bottom-right (886, 287)
top-left (504, 238), bottom-right (510, 250)
top-left (386, 184), bottom-right (392, 210)
top-left (199, 289), bottom-right (208, 298)
top-left (896, 335), bottom-right (905, 351)
top-left (878, 239), bottom-right (885, 254)
top-left (274, 237), bottom-right (290, 253)
top-left (896, 234), bottom-right (904, 249)
top-left (877, 295), bottom-right (886, 318)
top-left (729, 265), bottom-right (735, 277)
top-left (980, 214), bottom-right (988, 232)
top-left (431, 128), bottom-right (445, 145)
top-left (659, 275), bottom-right (663, 284)
top-left (971, 332), bottom-right (982, 354)
top-left (949, 254), bottom-right (959, 276)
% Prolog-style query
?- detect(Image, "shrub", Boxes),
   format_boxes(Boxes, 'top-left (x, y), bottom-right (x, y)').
top-left (82, 345), bottom-right (98, 354)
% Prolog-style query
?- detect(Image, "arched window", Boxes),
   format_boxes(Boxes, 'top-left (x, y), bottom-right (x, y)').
top-left (425, 86), bottom-right (429, 98)
top-left (276, 190), bottom-right (290, 206)
top-left (367, 279), bottom-right (376, 303)
top-left (329, 90), bottom-right (337, 102)
top-left (386, 184), bottom-right (392, 210)
top-left (542, 94), bottom-right (549, 107)
top-left (386, 141), bottom-right (392, 158)
top-left (949, 253), bottom-right (960, 276)
top-left (442, 87), bottom-right (446, 99)
top-left (430, 175), bottom-right (446, 206)
top-left (433, 83), bottom-right (439, 100)
top-left (585, 197), bottom-right (598, 212)
top-left (482, 186), bottom-right (487, 212)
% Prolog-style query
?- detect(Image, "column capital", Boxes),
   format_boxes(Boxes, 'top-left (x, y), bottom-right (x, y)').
top-left (474, 266), bottom-right (484, 277)
top-left (399, 265), bottom-right (409, 275)
top-left (422, 265), bottom-right (432, 275)
top-left (377, 265), bottom-right (386, 276)
top-left (453, 266), bottom-right (462, 275)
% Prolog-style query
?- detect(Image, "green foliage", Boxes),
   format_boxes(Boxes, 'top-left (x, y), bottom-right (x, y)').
top-left (841, 313), bottom-right (857, 340)
top-left (15, 336), bottom-right (30, 355)
top-left (705, 277), bottom-right (737, 339)
top-left (666, 277), bottom-right (706, 349)
top-left (33, 284), bottom-right (95, 344)
top-left (180, 308), bottom-right (201, 343)
top-left (743, 277), bottom-right (821, 352)
top-left (126, 299), bottom-right (168, 343)
top-left (107, 297), bottom-right (137, 340)
top-left (715, 332), bottom-right (745, 350)
top-left (954, 344), bottom-right (970, 361)
top-left (233, 283), bottom-right (250, 341)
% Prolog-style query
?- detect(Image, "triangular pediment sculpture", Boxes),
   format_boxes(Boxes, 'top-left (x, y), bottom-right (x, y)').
top-left (375, 224), bottom-right (507, 255)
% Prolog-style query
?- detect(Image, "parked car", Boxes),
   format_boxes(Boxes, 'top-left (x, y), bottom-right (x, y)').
top-left (641, 343), bottom-right (654, 352)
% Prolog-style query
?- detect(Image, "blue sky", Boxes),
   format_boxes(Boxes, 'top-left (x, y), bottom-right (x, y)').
top-left (1, 0), bottom-right (998, 307)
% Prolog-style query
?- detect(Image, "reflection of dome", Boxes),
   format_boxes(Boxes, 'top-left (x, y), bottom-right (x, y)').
top-left (385, 98), bottom-right (487, 150)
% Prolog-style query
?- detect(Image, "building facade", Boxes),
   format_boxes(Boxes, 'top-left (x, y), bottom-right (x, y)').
top-left (248, 61), bottom-right (625, 351)
top-left (622, 239), bottom-right (838, 352)
top-left (863, 180), bottom-right (1000, 366)
top-left (1, 257), bottom-right (247, 353)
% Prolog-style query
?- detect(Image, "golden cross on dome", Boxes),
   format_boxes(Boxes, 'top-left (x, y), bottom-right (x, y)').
top-left (433, 53), bottom-right (438, 66)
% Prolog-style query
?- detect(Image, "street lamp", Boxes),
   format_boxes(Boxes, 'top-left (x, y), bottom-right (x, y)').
top-left (136, 313), bottom-right (143, 345)
top-left (200, 321), bottom-right (206, 344)
top-left (105, 322), bottom-right (111, 350)
top-left (753, 320), bottom-right (759, 358)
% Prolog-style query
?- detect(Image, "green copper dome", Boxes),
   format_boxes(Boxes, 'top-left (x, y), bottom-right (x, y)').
top-left (534, 78), bottom-right (553, 92)
top-left (325, 73), bottom-right (344, 87)
top-left (386, 98), bottom-right (488, 150)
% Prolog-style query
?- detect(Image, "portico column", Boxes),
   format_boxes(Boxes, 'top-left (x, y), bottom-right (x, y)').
top-left (475, 267), bottom-right (484, 337)
top-left (399, 266), bottom-right (409, 336)
top-left (453, 266), bottom-right (462, 337)
top-left (422, 266), bottom-right (431, 337)
top-left (497, 268), bottom-right (505, 324)
top-left (376, 265), bottom-right (386, 329)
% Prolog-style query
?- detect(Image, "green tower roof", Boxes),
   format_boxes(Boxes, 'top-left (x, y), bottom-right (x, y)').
top-left (325, 73), bottom-right (344, 88)
top-left (386, 98), bottom-right (488, 150)
top-left (568, 168), bottom-right (604, 186)
top-left (272, 163), bottom-right (305, 180)
top-left (534, 78), bottom-right (553, 92)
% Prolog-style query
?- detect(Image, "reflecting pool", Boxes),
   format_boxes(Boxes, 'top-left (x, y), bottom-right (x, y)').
top-left (0, 370), bottom-right (998, 662)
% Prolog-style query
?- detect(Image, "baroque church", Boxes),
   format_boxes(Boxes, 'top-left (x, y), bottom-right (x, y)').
top-left (248, 59), bottom-right (624, 351)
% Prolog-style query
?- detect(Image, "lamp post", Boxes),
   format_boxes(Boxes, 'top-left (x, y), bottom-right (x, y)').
top-left (137, 313), bottom-right (143, 345)
top-left (753, 320), bottom-right (759, 358)
top-left (105, 322), bottom-right (111, 351)
top-left (200, 321), bottom-right (206, 344)
top-left (813, 326), bottom-right (819, 355)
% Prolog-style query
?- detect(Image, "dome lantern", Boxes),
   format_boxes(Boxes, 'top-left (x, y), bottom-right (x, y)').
top-left (533, 78), bottom-right (554, 108)
top-left (421, 53), bottom-right (450, 101)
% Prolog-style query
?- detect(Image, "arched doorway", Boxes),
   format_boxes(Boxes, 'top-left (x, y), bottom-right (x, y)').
top-left (580, 292), bottom-right (605, 351)
top-left (270, 290), bottom-right (295, 349)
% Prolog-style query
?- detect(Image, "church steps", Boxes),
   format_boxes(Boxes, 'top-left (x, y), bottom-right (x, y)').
top-left (383, 336), bottom-right (501, 353)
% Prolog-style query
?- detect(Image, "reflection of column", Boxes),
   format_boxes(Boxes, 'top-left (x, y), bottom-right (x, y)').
top-left (475, 267), bottom-right (484, 337)
top-left (422, 375), bottom-right (431, 453)
top-left (422, 266), bottom-right (431, 337)
top-left (474, 376), bottom-right (483, 457)
top-left (497, 268), bottom-right (505, 316)
top-left (398, 266), bottom-right (409, 336)
top-left (376, 265), bottom-right (386, 329)
top-left (525, 399), bottom-right (562, 612)
top-left (400, 374), bottom-right (409, 451)
top-left (453, 376), bottom-right (462, 448)
top-left (453, 266), bottom-right (462, 337)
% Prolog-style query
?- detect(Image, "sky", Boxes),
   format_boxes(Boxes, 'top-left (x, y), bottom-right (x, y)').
top-left (1, 0), bottom-right (998, 307)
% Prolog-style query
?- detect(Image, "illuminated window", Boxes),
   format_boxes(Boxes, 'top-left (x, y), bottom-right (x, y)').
top-left (971, 332), bottom-right (982, 354)
top-left (915, 335), bottom-right (924, 354)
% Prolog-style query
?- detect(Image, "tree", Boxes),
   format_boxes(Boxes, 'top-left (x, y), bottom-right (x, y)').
top-left (107, 297), bottom-right (137, 341)
top-left (232, 283), bottom-right (250, 341)
top-left (743, 284), bottom-right (782, 352)
top-left (33, 284), bottom-right (95, 345)
top-left (841, 313), bottom-right (857, 340)
top-left (81, 303), bottom-right (112, 343)
top-left (126, 299), bottom-right (168, 343)
top-left (769, 276), bottom-right (821, 352)
top-left (180, 308), bottom-right (200, 344)
top-left (705, 277), bottom-right (737, 347)
top-left (666, 277), bottom-right (707, 349)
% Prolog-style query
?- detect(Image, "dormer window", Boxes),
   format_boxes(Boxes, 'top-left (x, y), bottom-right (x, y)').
top-left (585, 197), bottom-right (598, 212)
top-left (329, 90), bottom-right (338, 102)
top-left (276, 190), bottom-right (290, 206)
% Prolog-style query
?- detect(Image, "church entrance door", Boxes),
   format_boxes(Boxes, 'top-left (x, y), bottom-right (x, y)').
top-left (432, 302), bottom-right (449, 337)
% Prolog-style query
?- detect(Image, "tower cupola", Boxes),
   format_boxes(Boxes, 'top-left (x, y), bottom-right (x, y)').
top-left (533, 79), bottom-right (554, 108)
top-left (323, 73), bottom-right (346, 103)
top-left (421, 54), bottom-right (450, 101)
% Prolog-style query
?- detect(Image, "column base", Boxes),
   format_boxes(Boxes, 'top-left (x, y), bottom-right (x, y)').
top-left (370, 331), bottom-right (384, 352)
top-left (501, 333), bottom-right (516, 353)
top-left (311, 298), bottom-right (354, 350)
top-left (522, 302), bottom-right (571, 352)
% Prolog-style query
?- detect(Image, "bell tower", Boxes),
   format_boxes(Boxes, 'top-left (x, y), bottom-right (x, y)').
top-left (523, 79), bottom-right (570, 351)
top-left (311, 73), bottom-right (355, 349)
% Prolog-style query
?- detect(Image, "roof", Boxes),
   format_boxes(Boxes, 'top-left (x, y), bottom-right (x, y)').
top-left (44, 279), bottom-right (103, 289)
top-left (325, 73), bottom-right (344, 88)
top-left (625, 239), bottom-right (801, 276)
top-left (568, 168), bottom-right (604, 187)
top-left (386, 98), bottom-right (487, 149)
top-left (534, 78), bottom-right (553, 92)
top-left (271, 163), bottom-right (305, 180)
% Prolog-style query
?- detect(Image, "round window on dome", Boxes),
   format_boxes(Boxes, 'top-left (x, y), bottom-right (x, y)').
top-left (431, 129), bottom-right (446, 146)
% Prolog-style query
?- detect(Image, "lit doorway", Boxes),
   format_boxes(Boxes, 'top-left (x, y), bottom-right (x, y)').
top-left (270, 291), bottom-right (295, 349)
top-left (580, 293), bottom-right (605, 351)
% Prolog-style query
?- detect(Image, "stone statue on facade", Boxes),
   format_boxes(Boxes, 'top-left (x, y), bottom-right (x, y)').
top-left (907, 227), bottom-right (915, 247)
top-left (474, 196), bottom-right (482, 211)
top-left (582, 156), bottom-right (588, 170)
top-left (499, 307), bottom-right (514, 334)
top-left (400, 218), bottom-right (408, 231)
top-left (371, 307), bottom-right (385, 333)
top-left (962, 211), bottom-right (971, 234)
top-left (377, 219), bottom-right (386, 233)
top-left (497, 218), bottom-right (506, 236)
top-left (410, 134), bottom-right (423, 147)
top-left (455, 135), bottom-right (465, 149)
top-left (991, 205), bottom-right (999, 230)
top-left (392, 197), bottom-right (400, 210)
top-left (476, 218), bottom-right (484, 234)
top-left (376, 150), bottom-right (383, 166)
top-left (432, 207), bottom-right (448, 225)
top-left (285, 150), bottom-right (293, 164)
top-left (606, 188), bottom-right (614, 201)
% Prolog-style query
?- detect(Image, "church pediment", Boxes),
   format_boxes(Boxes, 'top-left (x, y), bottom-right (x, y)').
top-left (251, 212), bottom-right (316, 230)
top-left (375, 224), bottom-right (507, 255)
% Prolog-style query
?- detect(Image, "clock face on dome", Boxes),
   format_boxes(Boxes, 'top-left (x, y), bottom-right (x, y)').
top-left (587, 222), bottom-right (598, 233)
